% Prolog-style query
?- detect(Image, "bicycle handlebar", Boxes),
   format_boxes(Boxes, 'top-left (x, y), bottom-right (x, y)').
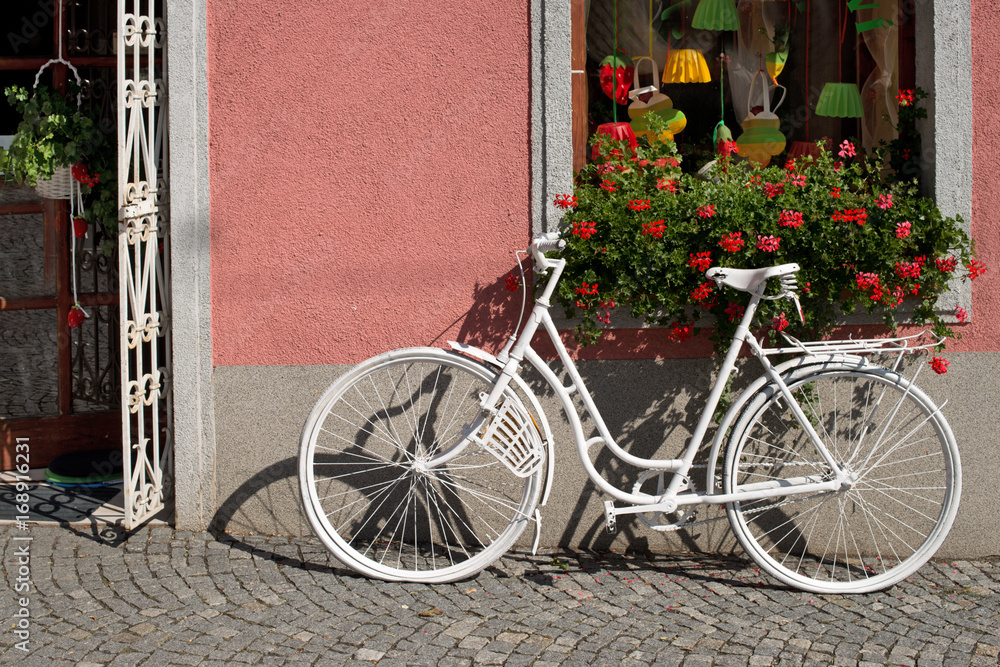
top-left (533, 236), bottom-right (565, 254)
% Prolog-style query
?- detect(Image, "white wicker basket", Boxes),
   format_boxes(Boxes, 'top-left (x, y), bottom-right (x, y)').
top-left (35, 165), bottom-right (74, 200)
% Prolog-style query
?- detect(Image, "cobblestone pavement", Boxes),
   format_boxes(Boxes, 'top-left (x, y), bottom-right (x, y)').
top-left (1, 524), bottom-right (998, 666)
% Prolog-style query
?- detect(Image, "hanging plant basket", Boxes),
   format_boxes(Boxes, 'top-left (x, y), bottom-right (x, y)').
top-left (34, 165), bottom-right (74, 200)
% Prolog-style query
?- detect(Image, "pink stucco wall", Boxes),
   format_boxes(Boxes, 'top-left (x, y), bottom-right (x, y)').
top-left (209, 1), bottom-right (999, 367)
top-left (208, 0), bottom-right (531, 365)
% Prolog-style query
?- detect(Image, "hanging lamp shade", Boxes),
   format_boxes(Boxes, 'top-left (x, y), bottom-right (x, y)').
top-left (691, 0), bottom-right (740, 31)
top-left (815, 82), bottom-right (864, 118)
top-left (663, 49), bottom-right (711, 84)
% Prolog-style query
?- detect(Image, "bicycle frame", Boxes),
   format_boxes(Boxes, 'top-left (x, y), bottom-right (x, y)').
top-left (429, 240), bottom-right (851, 521)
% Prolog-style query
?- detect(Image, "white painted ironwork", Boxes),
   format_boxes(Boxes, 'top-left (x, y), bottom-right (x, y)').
top-left (118, 0), bottom-right (171, 529)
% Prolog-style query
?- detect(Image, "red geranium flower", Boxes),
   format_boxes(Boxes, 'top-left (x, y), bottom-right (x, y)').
top-left (896, 221), bottom-right (911, 239)
top-left (967, 258), bottom-right (987, 280)
top-left (756, 235), bottom-right (781, 252)
top-left (642, 220), bottom-right (666, 238)
top-left (935, 256), bottom-right (957, 273)
top-left (600, 179), bottom-right (617, 193)
top-left (571, 221), bottom-right (597, 239)
top-left (628, 199), bottom-right (651, 212)
top-left (778, 210), bottom-right (804, 228)
top-left (697, 204), bottom-right (716, 218)
top-left (724, 302), bottom-right (745, 322)
top-left (656, 178), bottom-right (677, 192)
top-left (719, 231), bottom-right (744, 253)
top-left (896, 89), bottom-right (915, 107)
top-left (687, 251), bottom-right (712, 272)
top-left (553, 194), bottom-right (578, 209)
top-left (690, 282), bottom-right (714, 302)
top-left (954, 306), bottom-right (968, 323)
top-left (763, 182), bottom-right (785, 198)
top-left (505, 272), bottom-right (520, 291)
top-left (929, 357), bottom-right (949, 374)
top-left (668, 322), bottom-right (694, 342)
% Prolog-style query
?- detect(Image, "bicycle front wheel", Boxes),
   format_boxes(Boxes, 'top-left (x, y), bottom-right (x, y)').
top-left (723, 362), bottom-right (961, 594)
top-left (299, 348), bottom-right (542, 583)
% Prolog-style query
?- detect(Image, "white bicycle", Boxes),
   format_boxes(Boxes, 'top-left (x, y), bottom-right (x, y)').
top-left (299, 234), bottom-right (961, 593)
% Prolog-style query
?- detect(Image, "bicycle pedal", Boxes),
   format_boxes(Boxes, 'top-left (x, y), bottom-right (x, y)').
top-left (603, 500), bottom-right (617, 534)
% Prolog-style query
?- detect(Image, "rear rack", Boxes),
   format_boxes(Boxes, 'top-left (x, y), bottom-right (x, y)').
top-left (763, 330), bottom-right (945, 357)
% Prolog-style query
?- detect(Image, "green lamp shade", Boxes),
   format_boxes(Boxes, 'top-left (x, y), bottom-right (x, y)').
top-left (815, 82), bottom-right (864, 118)
top-left (663, 49), bottom-right (712, 83)
top-left (691, 0), bottom-right (740, 31)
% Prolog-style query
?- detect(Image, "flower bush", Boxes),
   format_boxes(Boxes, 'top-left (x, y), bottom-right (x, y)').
top-left (550, 111), bottom-right (983, 357)
top-left (0, 84), bottom-right (104, 186)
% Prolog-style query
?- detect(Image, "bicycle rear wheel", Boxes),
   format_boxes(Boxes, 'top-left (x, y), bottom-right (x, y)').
top-left (723, 361), bottom-right (961, 594)
top-left (299, 348), bottom-right (542, 583)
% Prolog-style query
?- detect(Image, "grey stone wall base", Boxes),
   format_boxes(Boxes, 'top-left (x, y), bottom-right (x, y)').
top-left (213, 354), bottom-right (1000, 557)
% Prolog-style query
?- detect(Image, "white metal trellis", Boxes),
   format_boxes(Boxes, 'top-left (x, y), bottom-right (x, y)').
top-left (118, 0), bottom-right (172, 529)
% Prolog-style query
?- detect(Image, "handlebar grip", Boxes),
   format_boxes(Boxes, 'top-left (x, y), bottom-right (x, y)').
top-left (534, 237), bottom-right (565, 254)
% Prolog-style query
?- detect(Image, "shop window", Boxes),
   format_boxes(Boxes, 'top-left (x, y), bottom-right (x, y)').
top-left (572, 0), bottom-right (915, 170)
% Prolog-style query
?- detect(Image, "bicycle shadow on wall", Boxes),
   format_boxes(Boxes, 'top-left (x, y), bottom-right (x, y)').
top-left (447, 267), bottom-right (740, 556)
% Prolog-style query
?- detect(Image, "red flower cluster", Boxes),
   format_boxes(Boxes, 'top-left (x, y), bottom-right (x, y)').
top-left (697, 204), bottom-right (716, 218)
top-left (690, 282), bottom-right (714, 302)
top-left (967, 258), bottom-right (987, 280)
top-left (896, 89), bottom-right (915, 107)
top-left (687, 251), bottom-right (712, 272)
top-left (719, 231), bottom-right (745, 253)
top-left (505, 272), bottom-right (520, 292)
top-left (831, 208), bottom-right (868, 225)
top-left (575, 282), bottom-right (599, 296)
top-left (895, 261), bottom-right (922, 280)
top-left (571, 220), bottom-right (597, 239)
top-left (856, 272), bottom-right (880, 290)
top-left (877, 194), bottom-right (893, 210)
top-left (954, 306), bottom-right (969, 323)
top-left (724, 302), bottom-right (745, 322)
top-left (668, 322), bottom-right (694, 342)
top-left (629, 199), bottom-right (651, 212)
top-left (935, 256), bottom-right (957, 273)
top-left (656, 178), bottom-right (677, 192)
top-left (642, 220), bottom-right (666, 238)
top-left (71, 162), bottom-right (100, 188)
top-left (756, 235), bottom-right (781, 252)
top-left (772, 312), bottom-right (789, 332)
top-left (553, 194), bottom-right (578, 209)
top-left (896, 221), bottom-right (911, 238)
top-left (929, 356), bottom-right (949, 374)
top-left (763, 182), bottom-right (785, 198)
top-left (778, 209), bottom-right (803, 228)
top-left (787, 174), bottom-right (806, 188)
top-left (830, 187), bottom-right (841, 198)
top-left (838, 140), bottom-right (856, 158)
top-left (600, 179), bottom-right (617, 192)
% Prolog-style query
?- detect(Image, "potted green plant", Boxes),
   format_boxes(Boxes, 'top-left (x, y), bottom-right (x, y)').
top-left (550, 98), bottom-right (984, 369)
top-left (0, 83), bottom-right (104, 198)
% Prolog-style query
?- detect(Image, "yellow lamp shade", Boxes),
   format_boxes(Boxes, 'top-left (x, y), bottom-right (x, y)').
top-left (663, 49), bottom-right (712, 84)
top-left (691, 0), bottom-right (740, 31)
top-left (815, 82), bottom-right (864, 118)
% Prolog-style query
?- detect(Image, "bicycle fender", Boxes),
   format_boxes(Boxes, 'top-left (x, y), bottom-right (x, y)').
top-left (447, 342), bottom-right (557, 508)
top-left (704, 353), bottom-right (873, 494)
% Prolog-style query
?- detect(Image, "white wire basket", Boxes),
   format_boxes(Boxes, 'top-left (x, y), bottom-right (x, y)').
top-left (35, 166), bottom-right (74, 200)
top-left (475, 397), bottom-right (544, 478)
